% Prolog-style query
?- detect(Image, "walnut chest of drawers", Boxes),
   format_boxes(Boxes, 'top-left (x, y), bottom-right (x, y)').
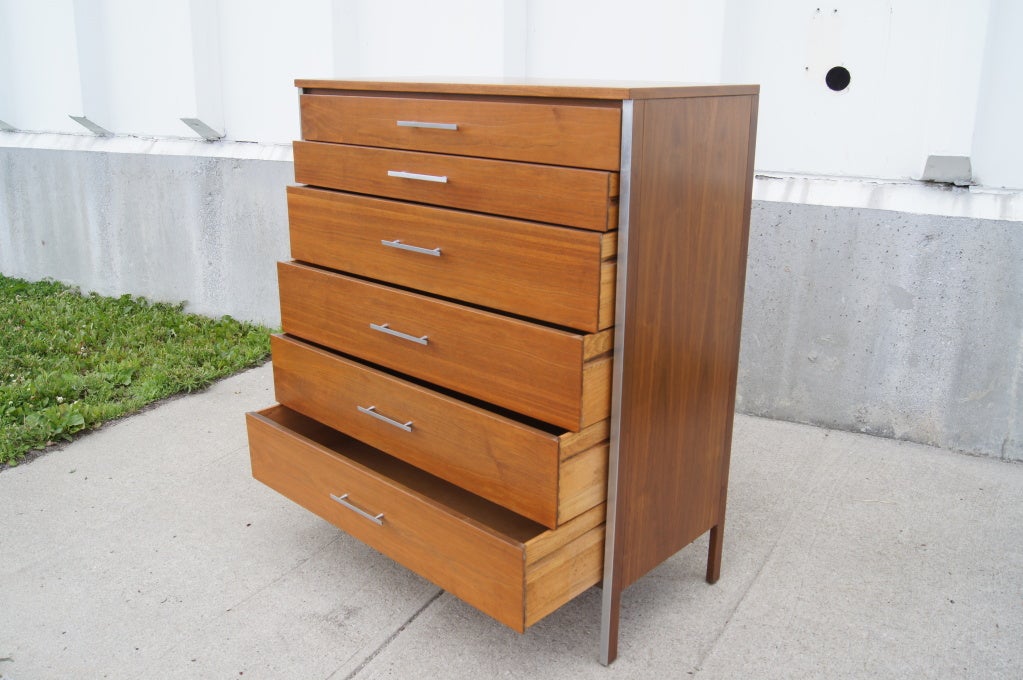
top-left (246, 79), bottom-right (758, 664)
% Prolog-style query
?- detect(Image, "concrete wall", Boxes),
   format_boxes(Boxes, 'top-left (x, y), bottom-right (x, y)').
top-left (0, 137), bottom-right (291, 325)
top-left (739, 201), bottom-right (1022, 461)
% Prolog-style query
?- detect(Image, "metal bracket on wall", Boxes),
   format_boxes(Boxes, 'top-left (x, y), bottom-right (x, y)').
top-left (69, 115), bottom-right (112, 136)
top-left (180, 117), bottom-right (224, 141)
top-left (920, 155), bottom-right (973, 187)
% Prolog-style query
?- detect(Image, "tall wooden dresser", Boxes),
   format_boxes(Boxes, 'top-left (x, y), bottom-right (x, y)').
top-left (246, 79), bottom-right (758, 664)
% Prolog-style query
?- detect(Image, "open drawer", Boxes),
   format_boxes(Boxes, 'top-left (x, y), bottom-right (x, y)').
top-left (271, 334), bottom-right (608, 528)
top-left (246, 404), bottom-right (605, 632)
top-left (277, 261), bottom-right (613, 432)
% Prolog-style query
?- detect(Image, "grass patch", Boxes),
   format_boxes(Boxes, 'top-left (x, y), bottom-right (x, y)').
top-left (1, 275), bottom-right (271, 466)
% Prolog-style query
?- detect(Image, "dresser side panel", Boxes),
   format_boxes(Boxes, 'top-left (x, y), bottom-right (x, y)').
top-left (613, 94), bottom-right (756, 588)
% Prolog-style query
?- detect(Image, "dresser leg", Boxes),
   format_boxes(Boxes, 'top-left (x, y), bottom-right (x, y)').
top-left (599, 585), bottom-right (622, 665)
top-left (706, 522), bottom-right (724, 584)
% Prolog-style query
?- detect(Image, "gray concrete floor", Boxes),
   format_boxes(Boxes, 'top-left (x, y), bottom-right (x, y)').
top-left (1, 363), bottom-right (1021, 679)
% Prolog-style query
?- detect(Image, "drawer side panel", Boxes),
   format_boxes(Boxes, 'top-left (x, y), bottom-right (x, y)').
top-left (524, 525), bottom-right (605, 627)
top-left (557, 443), bottom-right (609, 524)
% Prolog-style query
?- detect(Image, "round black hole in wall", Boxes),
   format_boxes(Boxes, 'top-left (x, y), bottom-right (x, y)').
top-left (825, 66), bottom-right (851, 91)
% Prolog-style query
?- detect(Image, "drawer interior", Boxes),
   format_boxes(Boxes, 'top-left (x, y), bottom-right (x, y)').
top-left (254, 404), bottom-right (546, 543)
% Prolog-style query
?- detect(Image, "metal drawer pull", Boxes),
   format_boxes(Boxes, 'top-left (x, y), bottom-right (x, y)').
top-left (357, 405), bottom-right (413, 432)
top-left (381, 239), bottom-right (442, 257)
top-left (330, 493), bottom-right (385, 525)
top-left (370, 322), bottom-right (429, 345)
top-left (387, 170), bottom-right (448, 183)
top-left (397, 120), bottom-right (458, 131)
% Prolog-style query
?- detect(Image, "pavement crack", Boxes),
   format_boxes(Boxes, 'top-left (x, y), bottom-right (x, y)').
top-left (223, 534), bottom-right (343, 615)
top-left (692, 528), bottom-right (782, 675)
top-left (338, 589), bottom-right (443, 680)
top-left (693, 432), bottom-right (842, 676)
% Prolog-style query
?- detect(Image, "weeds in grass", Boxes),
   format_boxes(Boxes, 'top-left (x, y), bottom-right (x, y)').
top-left (0, 276), bottom-right (271, 465)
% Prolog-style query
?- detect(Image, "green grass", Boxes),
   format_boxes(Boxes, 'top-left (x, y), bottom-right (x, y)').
top-left (0, 275), bottom-right (271, 466)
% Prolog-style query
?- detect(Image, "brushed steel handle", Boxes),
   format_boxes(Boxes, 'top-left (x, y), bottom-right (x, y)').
top-left (357, 405), bottom-right (413, 432)
top-left (381, 239), bottom-right (441, 257)
top-left (330, 493), bottom-right (385, 525)
top-left (370, 322), bottom-right (429, 345)
top-left (397, 120), bottom-right (458, 131)
top-left (387, 170), bottom-right (448, 183)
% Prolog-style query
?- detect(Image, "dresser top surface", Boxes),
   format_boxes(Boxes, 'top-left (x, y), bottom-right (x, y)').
top-left (295, 77), bottom-right (759, 100)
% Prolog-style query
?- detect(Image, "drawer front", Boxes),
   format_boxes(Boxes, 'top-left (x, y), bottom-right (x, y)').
top-left (293, 141), bottom-right (618, 231)
top-left (248, 405), bottom-right (605, 631)
top-left (299, 94), bottom-right (622, 170)
top-left (287, 187), bottom-right (615, 332)
top-left (278, 261), bottom-right (605, 431)
top-left (270, 334), bottom-right (563, 527)
top-left (247, 405), bottom-right (529, 630)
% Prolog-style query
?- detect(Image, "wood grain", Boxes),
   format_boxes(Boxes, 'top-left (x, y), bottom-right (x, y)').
top-left (524, 525), bottom-right (605, 627)
top-left (247, 405), bottom-right (529, 630)
top-left (598, 231), bottom-right (619, 329)
top-left (295, 78), bottom-right (760, 100)
top-left (524, 503), bottom-right (606, 565)
top-left (600, 232), bottom-right (618, 260)
top-left (583, 328), bottom-right (614, 359)
top-left (248, 405), bottom-right (609, 631)
top-left (559, 418), bottom-right (610, 460)
top-left (610, 95), bottom-right (756, 589)
top-left (598, 261), bottom-right (617, 329)
top-left (580, 356), bottom-right (613, 428)
top-left (287, 186), bottom-right (609, 332)
top-left (278, 261), bottom-right (610, 431)
top-left (300, 94), bottom-right (621, 170)
top-left (293, 141), bottom-right (617, 231)
top-left (558, 442), bottom-right (609, 523)
top-left (271, 334), bottom-right (563, 526)
top-left (606, 199), bottom-right (620, 230)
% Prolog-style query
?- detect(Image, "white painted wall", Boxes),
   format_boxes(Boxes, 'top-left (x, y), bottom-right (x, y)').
top-left (73, 0), bottom-right (201, 137)
top-left (971, 0), bottom-right (1023, 190)
top-left (337, 0), bottom-right (515, 78)
top-left (0, 0), bottom-right (1020, 189)
top-left (722, 0), bottom-right (992, 181)
top-left (0, 0), bottom-right (82, 133)
top-left (218, 0), bottom-right (333, 144)
top-left (525, 0), bottom-right (726, 82)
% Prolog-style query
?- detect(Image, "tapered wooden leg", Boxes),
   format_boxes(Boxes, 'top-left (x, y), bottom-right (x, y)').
top-left (599, 583), bottom-right (622, 665)
top-left (706, 522), bottom-right (724, 584)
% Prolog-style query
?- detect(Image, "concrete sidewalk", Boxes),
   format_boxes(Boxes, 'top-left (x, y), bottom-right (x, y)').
top-left (1, 364), bottom-right (1020, 679)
